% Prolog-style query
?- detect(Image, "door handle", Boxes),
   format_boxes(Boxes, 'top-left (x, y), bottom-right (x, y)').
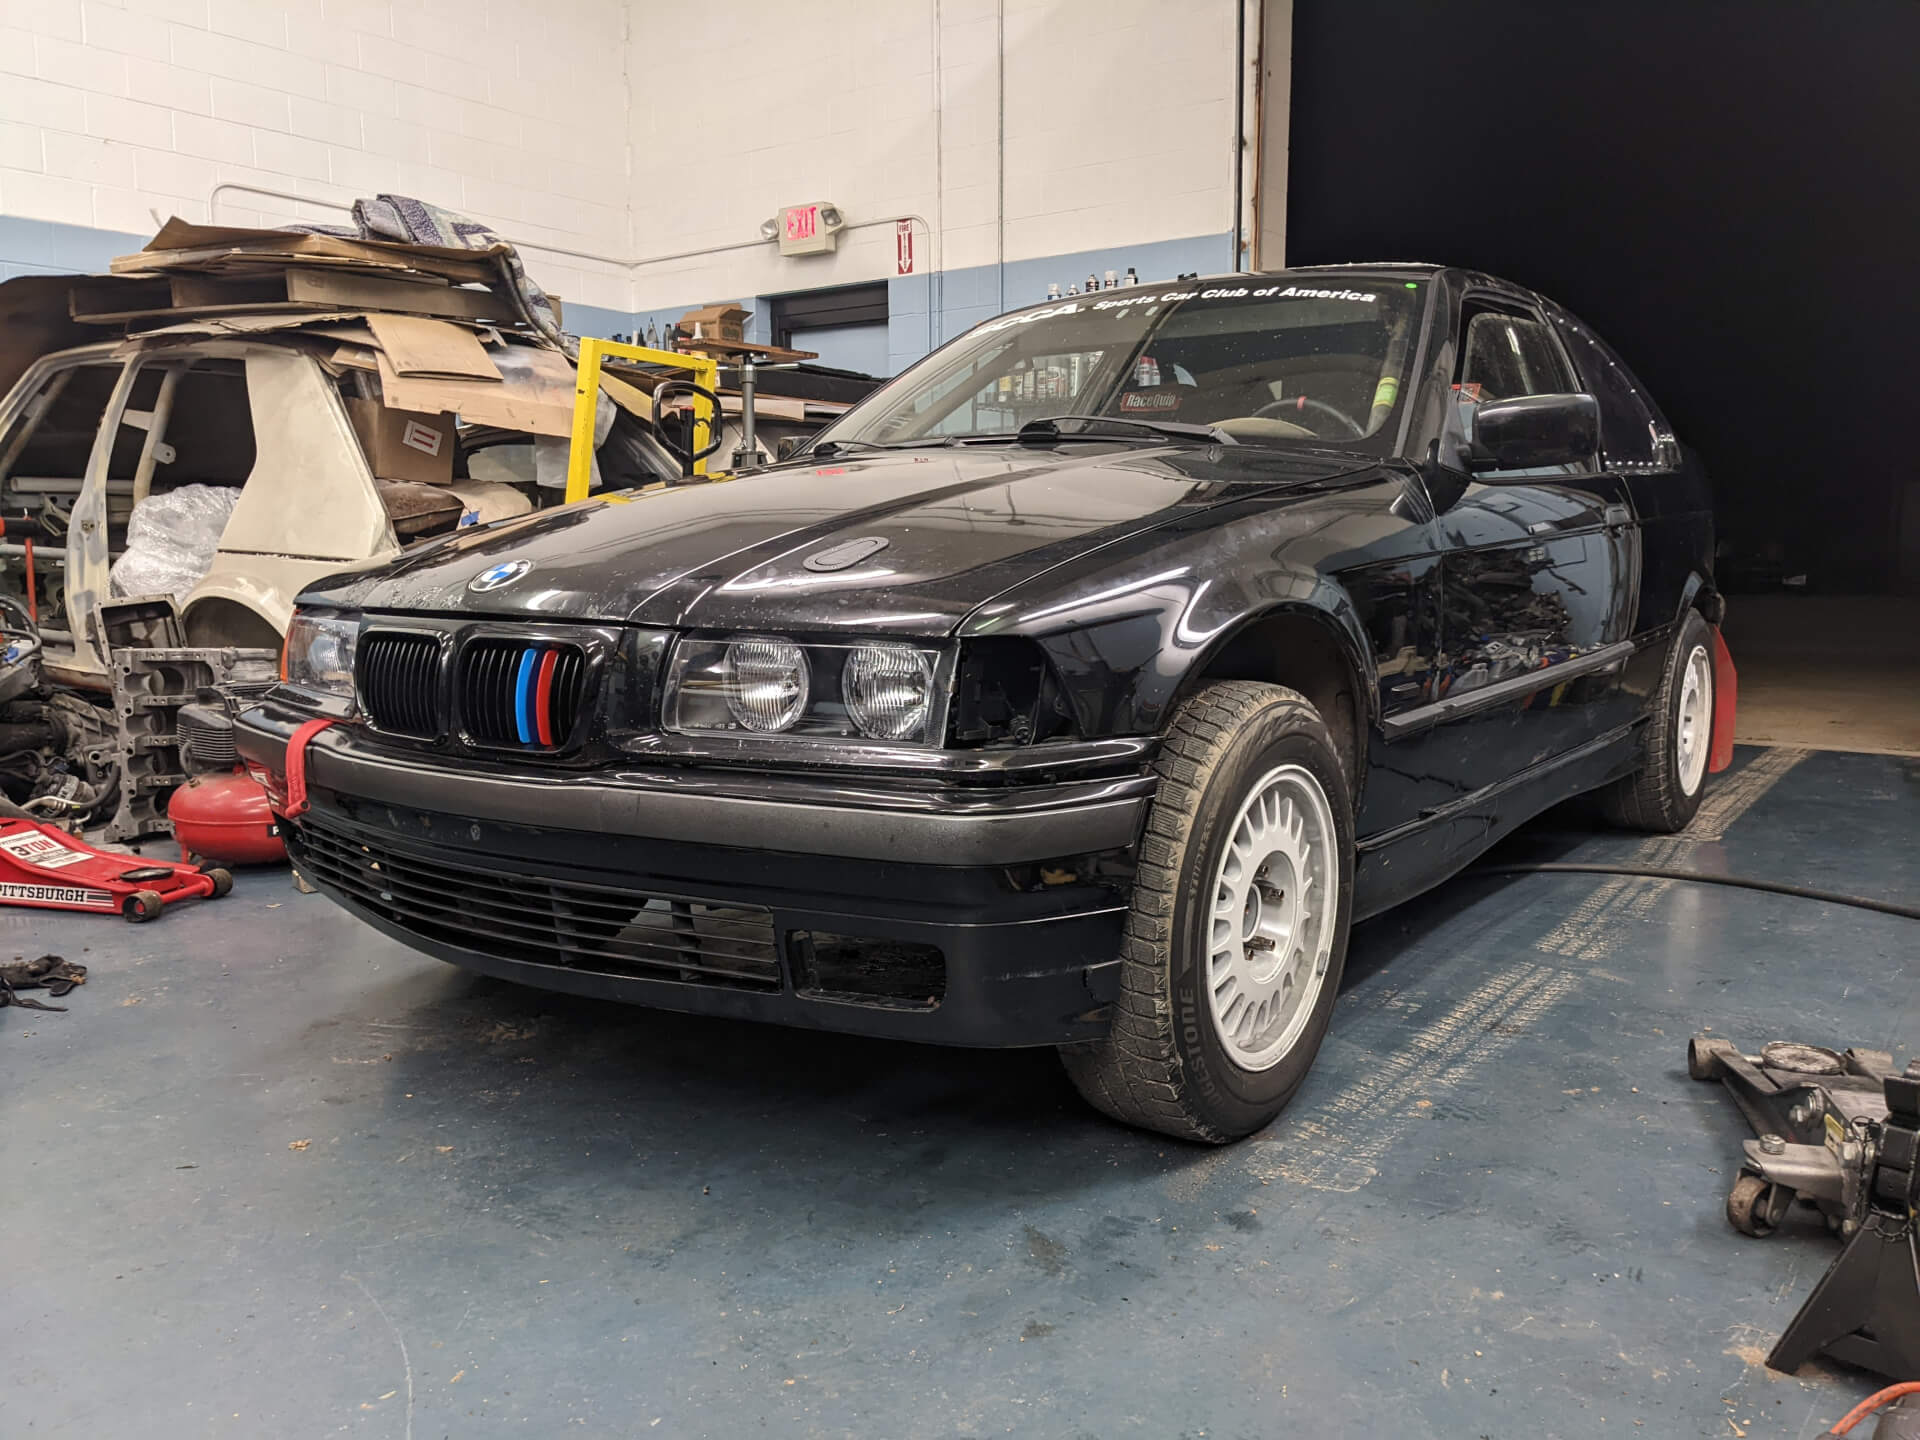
top-left (1603, 502), bottom-right (1632, 530)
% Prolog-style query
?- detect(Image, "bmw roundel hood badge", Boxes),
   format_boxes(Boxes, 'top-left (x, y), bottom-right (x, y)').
top-left (802, 536), bottom-right (890, 572)
top-left (469, 559), bottom-right (532, 592)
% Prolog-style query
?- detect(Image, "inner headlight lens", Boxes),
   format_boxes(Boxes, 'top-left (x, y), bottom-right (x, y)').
top-left (282, 610), bottom-right (359, 698)
top-left (843, 644), bottom-right (933, 741)
top-left (723, 635), bottom-right (810, 732)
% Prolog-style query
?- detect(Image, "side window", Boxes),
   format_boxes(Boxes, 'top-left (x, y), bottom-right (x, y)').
top-left (1458, 311), bottom-right (1572, 400)
top-left (1549, 310), bottom-right (1672, 471)
top-left (1453, 308), bottom-right (1588, 476)
top-left (0, 363), bottom-right (122, 485)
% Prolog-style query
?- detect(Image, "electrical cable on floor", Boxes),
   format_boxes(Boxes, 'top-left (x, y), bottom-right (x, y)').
top-left (1469, 863), bottom-right (1920, 922)
top-left (1825, 1381), bottom-right (1920, 1436)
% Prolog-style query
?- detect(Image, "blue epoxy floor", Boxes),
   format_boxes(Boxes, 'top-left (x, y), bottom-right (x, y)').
top-left (3, 746), bottom-right (1915, 1438)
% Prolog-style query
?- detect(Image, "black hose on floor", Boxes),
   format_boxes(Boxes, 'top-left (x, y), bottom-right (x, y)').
top-left (1468, 862), bottom-right (1920, 922)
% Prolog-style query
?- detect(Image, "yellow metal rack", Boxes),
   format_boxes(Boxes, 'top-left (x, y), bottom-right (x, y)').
top-left (565, 337), bottom-right (720, 503)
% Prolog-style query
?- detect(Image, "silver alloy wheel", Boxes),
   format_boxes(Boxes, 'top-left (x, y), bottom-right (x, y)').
top-left (1204, 763), bottom-right (1339, 1072)
top-left (1676, 643), bottom-right (1713, 797)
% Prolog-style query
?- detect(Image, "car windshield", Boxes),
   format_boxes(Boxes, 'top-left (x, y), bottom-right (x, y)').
top-left (814, 277), bottom-right (1426, 453)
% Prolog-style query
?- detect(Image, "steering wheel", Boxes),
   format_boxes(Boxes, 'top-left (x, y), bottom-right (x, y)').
top-left (1252, 394), bottom-right (1366, 438)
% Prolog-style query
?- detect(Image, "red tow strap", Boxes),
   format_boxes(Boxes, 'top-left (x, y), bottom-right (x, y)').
top-left (282, 718), bottom-right (342, 818)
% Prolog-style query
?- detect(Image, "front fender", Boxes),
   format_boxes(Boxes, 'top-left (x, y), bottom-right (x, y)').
top-left (982, 561), bottom-right (1377, 741)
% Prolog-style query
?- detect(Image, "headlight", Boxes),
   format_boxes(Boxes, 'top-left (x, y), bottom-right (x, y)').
top-left (842, 643), bottom-right (933, 740)
top-left (723, 635), bottom-right (810, 732)
top-left (282, 609), bottom-right (359, 699)
top-left (664, 635), bottom-right (945, 745)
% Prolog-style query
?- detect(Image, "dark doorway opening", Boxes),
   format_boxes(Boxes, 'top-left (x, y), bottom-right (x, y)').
top-left (1286, 0), bottom-right (1920, 595)
top-left (768, 282), bottom-right (890, 378)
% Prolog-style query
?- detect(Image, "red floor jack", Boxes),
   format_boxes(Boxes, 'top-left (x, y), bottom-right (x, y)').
top-left (0, 817), bottom-right (231, 921)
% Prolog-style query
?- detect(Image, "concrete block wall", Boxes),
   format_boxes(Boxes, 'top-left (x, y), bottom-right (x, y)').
top-left (0, 0), bottom-right (1251, 365)
top-left (626, 0), bottom-right (1243, 371)
top-left (0, 0), bottom-right (637, 329)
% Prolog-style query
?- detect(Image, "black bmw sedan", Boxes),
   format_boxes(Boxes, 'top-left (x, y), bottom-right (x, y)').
top-left (238, 265), bottom-right (1734, 1142)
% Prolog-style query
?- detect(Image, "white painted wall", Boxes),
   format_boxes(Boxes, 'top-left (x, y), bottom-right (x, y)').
top-left (0, 0), bottom-right (1253, 340)
top-left (623, 0), bottom-right (1241, 314)
top-left (0, 0), bottom-right (636, 311)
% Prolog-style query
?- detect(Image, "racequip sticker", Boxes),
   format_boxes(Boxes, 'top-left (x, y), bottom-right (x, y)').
top-left (1119, 391), bottom-right (1181, 412)
top-left (0, 830), bottom-right (94, 869)
top-left (0, 882), bottom-right (114, 907)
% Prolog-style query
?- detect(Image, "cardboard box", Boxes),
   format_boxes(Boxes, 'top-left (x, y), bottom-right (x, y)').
top-left (345, 397), bottom-right (455, 486)
top-left (679, 302), bottom-right (749, 343)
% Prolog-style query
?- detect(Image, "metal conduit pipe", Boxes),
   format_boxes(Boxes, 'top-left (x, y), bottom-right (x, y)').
top-left (206, 182), bottom-right (933, 282)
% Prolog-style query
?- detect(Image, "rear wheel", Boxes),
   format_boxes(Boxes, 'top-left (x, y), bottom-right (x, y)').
top-left (1600, 610), bottom-right (1714, 832)
top-left (1059, 681), bottom-right (1353, 1144)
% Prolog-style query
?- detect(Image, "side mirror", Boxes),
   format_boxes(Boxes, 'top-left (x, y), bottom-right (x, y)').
top-left (1468, 392), bottom-right (1599, 473)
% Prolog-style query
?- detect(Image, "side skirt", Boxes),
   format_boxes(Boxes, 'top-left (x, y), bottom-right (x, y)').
top-left (1351, 720), bottom-right (1644, 921)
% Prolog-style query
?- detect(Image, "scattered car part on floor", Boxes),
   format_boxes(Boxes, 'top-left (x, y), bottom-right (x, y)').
top-left (0, 952), bottom-right (86, 1011)
top-left (0, 817), bottom-right (229, 921)
top-left (239, 262), bottom-right (1737, 1143)
top-left (1691, 1032), bottom-right (1920, 1379)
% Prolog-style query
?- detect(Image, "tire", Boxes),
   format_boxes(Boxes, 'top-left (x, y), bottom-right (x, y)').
top-left (203, 867), bottom-right (233, 898)
top-left (1599, 610), bottom-right (1715, 832)
top-left (1060, 681), bottom-right (1354, 1144)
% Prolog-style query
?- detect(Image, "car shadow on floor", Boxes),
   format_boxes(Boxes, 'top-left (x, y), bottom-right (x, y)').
top-left (317, 804), bottom-right (1639, 1226)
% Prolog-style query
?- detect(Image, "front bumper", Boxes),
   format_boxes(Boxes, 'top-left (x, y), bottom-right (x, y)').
top-left (236, 700), bottom-right (1150, 1046)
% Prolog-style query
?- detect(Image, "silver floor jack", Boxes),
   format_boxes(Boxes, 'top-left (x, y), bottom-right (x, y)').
top-left (1689, 1034), bottom-right (1920, 1379)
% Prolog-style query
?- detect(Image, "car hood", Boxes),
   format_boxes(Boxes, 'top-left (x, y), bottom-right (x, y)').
top-left (302, 444), bottom-right (1379, 635)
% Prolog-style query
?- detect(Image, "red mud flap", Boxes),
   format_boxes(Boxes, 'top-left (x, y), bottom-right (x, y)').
top-left (282, 718), bottom-right (342, 819)
top-left (1708, 625), bottom-right (1738, 774)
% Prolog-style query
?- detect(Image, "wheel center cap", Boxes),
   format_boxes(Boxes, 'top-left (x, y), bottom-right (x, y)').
top-left (1243, 850), bottom-right (1298, 984)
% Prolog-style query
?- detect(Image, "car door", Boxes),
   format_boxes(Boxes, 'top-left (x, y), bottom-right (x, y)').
top-left (1544, 304), bottom-right (1698, 644)
top-left (1429, 301), bottom-right (1641, 796)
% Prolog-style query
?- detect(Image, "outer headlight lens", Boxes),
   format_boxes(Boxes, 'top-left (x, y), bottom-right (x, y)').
top-left (282, 610), bottom-right (359, 698)
top-left (843, 643), bottom-right (933, 740)
top-left (722, 635), bottom-right (811, 732)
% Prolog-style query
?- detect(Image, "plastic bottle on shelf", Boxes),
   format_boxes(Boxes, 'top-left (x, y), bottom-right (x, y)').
top-left (1104, 269), bottom-right (1117, 289)
top-left (1123, 267), bottom-right (1138, 286)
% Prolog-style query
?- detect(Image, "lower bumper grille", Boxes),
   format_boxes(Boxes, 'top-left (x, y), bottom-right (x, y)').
top-left (287, 814), bottom-right (780, 990)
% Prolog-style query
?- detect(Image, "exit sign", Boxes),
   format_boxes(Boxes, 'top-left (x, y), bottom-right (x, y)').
top-left (777, 202), bottom-right (841, 256)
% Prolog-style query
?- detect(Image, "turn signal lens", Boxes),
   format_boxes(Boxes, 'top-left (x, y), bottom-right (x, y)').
top-left (843, 643), bottom-right (933, 741)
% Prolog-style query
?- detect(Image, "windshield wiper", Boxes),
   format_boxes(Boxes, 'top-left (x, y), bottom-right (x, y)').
top-left (1014, 414), bottom-right (1237, 446)
top-left (808, 436), bottom-right (976, 458)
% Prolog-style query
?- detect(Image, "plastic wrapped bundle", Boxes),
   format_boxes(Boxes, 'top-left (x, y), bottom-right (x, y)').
top-left (108, 484), bottom-right (241, 605)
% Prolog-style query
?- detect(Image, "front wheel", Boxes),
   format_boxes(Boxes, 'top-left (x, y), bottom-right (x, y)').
top-left (1060, 681), bottom-right (1354, 1143)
